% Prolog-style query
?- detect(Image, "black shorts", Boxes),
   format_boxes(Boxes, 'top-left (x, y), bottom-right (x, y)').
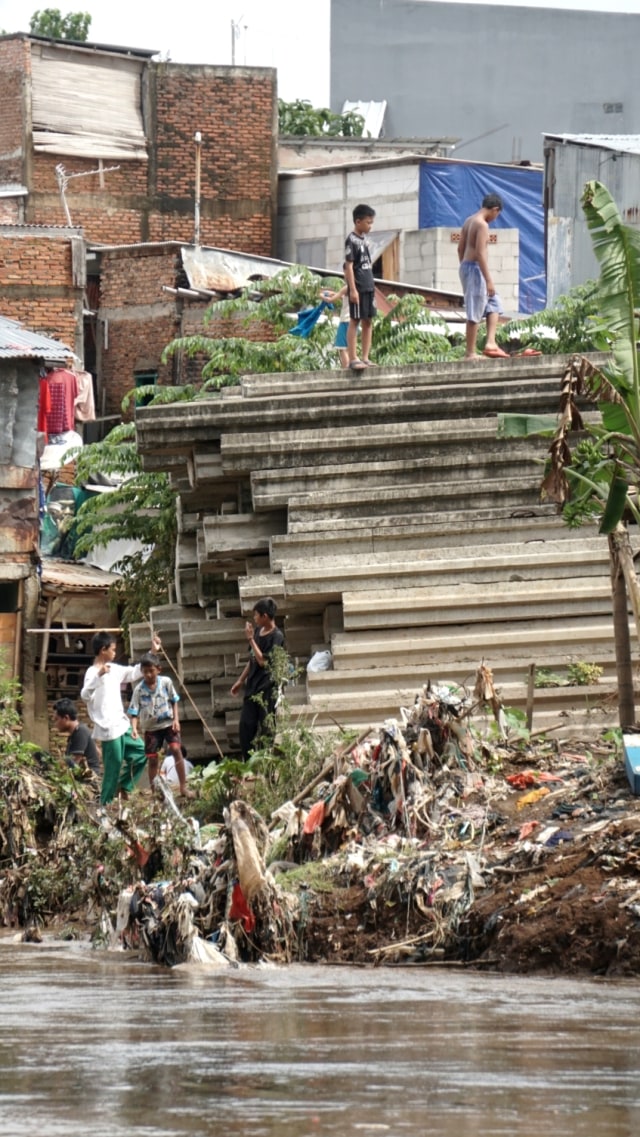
top-left (144, 725), bottom-right (181, 757)
top-left (349, 291), bottom-right (376, 321)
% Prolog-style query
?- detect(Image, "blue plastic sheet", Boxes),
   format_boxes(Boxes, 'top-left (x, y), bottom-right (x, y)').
top-left (289, 300), bottom-right (330, 338)
top-left (419, 162), bottom-right (545, 313)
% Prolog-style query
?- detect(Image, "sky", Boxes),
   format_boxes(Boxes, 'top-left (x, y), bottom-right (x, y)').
top-left (2, 0), bottom-right (640, 106)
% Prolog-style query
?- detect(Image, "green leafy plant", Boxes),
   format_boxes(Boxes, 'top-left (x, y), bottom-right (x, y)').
top-left (30, 8), bottom-right (91, 40)
top-left (278, 99), bottom-right (365, 138)
top-left (495, 281), bottom-right (602, 354)
top-left (534, 668), bottom-right (566, 688)
top-left (567, 661), bottom-right (603, 686)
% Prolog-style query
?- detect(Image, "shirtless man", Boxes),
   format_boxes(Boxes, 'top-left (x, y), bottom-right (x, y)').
top-left (458, 193), bottom-right (506, 360)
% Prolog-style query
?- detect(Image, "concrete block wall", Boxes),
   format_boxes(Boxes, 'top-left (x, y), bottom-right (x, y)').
top-left (404, 227), bottom-right (520, 311)
top-left (278, 162), bottom-right (420, 272)
top-left (0, 230), bottom-right (82, 352)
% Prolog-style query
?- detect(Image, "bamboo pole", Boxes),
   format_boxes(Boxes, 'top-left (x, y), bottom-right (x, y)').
top-left (151, 633), bottom-right (226, 762)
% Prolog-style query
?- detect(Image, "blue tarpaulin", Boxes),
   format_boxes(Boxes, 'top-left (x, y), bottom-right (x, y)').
top-left (419, 162), bottom-right (546, 314)
top-left (289, 300), bottom-right (330, 338)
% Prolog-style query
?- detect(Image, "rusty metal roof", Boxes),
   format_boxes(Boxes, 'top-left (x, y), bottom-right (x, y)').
top-left (0, 315), bottom-right (72, 361)
top-left (41, 560), bottom-right (119, 593)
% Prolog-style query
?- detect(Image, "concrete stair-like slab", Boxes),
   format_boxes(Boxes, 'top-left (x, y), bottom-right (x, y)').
top-left (133, 351), bottom-right (633, 755)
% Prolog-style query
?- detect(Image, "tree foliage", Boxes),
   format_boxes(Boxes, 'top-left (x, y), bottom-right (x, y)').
top-left (278, 98), bottom-right (365, 137)
top-left (29, 8), bottom-right (91, 40)
top-left (72, 422), bottom-right (176, 633)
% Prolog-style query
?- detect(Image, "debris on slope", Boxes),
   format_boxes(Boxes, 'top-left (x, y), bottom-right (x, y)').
top-left (2, 674), bottom-right (640, 976)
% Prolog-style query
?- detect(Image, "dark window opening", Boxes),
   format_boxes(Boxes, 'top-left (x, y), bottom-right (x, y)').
top-left (134, 370), bottom-right (158, 407)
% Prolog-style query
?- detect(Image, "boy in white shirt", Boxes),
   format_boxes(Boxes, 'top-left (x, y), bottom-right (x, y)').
top-left (81, 629), bottom-right (161, 806)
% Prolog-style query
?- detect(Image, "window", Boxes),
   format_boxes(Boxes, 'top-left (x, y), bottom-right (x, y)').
top-left (134, 370), bottom-right (157, 407)
top-left (295, 239), bottom-right (327, 268)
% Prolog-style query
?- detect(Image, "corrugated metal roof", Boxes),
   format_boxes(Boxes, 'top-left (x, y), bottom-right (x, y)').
top-left (0, 315), bottom-right (72, 361)
top-left (41, 560), bottom-right (119, 592)
top-left (545, 133), bottom-right (640, 156)
top-left (181, 245), bottom-right (292, 292)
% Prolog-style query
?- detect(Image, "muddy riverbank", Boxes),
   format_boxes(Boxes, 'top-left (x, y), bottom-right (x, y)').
top-left (3, 677), bottom-right (640, 978)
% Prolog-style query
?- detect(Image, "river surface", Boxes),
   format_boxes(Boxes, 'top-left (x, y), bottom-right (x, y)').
top-left (2, 938), bottom-right (640, 1137)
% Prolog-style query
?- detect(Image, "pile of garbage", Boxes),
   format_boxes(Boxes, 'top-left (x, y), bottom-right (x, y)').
top-left (2, 673), bottom-right (640, 976)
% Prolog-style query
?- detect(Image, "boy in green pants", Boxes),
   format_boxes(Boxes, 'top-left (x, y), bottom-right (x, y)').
top-left (81, 629), bottom-right (161, 805)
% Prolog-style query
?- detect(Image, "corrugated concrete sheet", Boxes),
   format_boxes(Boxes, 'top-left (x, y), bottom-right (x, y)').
top-left (30, 42), bottom-right (148, 160)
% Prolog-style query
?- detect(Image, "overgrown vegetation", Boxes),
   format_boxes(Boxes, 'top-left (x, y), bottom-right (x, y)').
top-left (278, 98), bottom-right (365, 138)
top-left (534, 661), bottom-right (604, 688)
top-left (494, 281), bottom-right (602, 355)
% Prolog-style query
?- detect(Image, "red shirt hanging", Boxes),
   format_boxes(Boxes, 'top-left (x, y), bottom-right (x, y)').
top-left (45, 368), bottom-right (78, 434)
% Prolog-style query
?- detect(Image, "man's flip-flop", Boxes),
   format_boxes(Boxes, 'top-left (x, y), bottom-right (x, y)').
top-left (349, 360), bottom-right (366, 371)
top-left (516, 348), bottom-right (543, 356)
top-left (483, 347), bottom-right (510, 358)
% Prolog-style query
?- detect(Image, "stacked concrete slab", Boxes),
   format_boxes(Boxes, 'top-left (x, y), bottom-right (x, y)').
top-left (134, 353), bottom-right (633, 756)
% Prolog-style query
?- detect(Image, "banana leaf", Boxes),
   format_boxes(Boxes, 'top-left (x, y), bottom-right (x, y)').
top-left (582, 181), bottom-right (640, 425)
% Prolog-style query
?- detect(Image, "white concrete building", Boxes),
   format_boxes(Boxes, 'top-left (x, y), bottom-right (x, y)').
top-left (278, 156), bottom-right (533, 315)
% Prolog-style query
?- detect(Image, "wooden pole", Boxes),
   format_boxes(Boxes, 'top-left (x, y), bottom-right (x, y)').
top-left (153, 636), bottom-right (226, 762)
top-left (526, 662), bottom-right (536, 731)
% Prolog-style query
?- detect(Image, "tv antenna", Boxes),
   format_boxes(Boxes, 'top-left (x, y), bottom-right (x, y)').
top-left (55, 161), bottom-right (120, 227)
top-left (231, 14), bottom-right (248, 65)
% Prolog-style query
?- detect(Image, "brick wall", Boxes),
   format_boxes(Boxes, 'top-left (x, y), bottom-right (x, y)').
top-left (97, 245), bottom-right (182, 414)
top-left (0, 231), bottom-right (82, 351)
top-left (1, 38), bottom-right (277, 255)
top-left (0, 38), bottom-right (30, 188)
top-left (97, 242), bottom-right (280, 410)
top-left (150, 64), bottom-right (277, 254)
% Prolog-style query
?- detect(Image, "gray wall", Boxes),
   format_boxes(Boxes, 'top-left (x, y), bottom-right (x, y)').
top-left (331, 0), bottom-right (640, 164)
top-left (545, 140), bottom-right (640, 305)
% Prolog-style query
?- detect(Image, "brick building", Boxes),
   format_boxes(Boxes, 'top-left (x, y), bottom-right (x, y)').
top-left (91, 242), bottom-right (284, 416)
top-left (0, 225), bottom-right (85, 359)
top-left (0, 33), bottom-right (277, 254)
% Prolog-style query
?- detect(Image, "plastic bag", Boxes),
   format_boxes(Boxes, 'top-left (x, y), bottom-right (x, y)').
top-left (307, 650), bottom-right (332, 673)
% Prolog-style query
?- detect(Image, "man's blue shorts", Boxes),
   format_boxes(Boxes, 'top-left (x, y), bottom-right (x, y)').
top-left (459, 261), bottom-right (503, 324)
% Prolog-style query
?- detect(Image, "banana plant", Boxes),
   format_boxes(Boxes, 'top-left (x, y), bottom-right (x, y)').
top-left (537, 182), bottom-right (640, 722)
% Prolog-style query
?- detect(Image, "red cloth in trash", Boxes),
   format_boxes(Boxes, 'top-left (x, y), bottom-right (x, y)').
top-left (506, 772), bottom-right (537, 789)
top-left (229, 882), bottom-right (255, 933)
top-left (518, 821), bottom-right (539, 840)
top-left (303, 800), bottom-right (325, 834)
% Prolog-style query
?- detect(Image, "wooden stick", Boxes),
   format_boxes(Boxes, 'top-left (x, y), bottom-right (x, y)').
top-left (152, 634), bottom-right (226, 762)
top-left (27, 627), bottom-right (121, 634)
top-left (526, 662), bottom-right (536, 731)
top-left (268, 726), bottom-right (374, 830)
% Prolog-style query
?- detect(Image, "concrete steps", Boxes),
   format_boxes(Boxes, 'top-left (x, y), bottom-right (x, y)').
top-left (133, 351), bottom-right (634, 754)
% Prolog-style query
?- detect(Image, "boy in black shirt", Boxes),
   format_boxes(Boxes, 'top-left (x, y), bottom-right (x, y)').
top-left (344, 202), bottom-right (376, 371)
top-left (53, 697), bottom-right (100, 776)
top-left (230, 596), bottom-right (285, 760)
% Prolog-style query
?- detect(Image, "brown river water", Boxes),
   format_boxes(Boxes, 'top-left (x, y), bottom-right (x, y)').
top-left (2, 939), bottom-right (640, 1137)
